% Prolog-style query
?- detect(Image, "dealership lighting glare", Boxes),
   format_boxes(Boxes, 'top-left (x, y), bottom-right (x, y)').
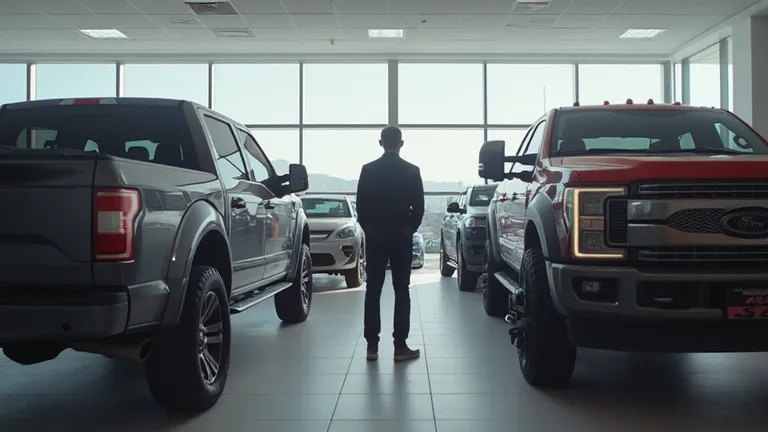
top-left (619, 29), bottom-right (666, 39)
top-left (79, 29), bottom-right (129, 39)
top-left (368, 29), bottom-right (404, 38)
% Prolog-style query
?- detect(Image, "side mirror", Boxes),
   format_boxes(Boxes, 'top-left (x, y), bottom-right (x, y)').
top-left (478, 140), bottom-right (506, 181)
top-left (512, 170), bottom-right (534, 183)
top-left (447, 202), bottom-right (461, 213)
top-left (288, 164), bottom-right (309, 193)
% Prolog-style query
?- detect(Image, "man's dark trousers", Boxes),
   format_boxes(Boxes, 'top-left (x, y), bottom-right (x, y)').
top-left (363, 231), bottom-right (412, 348)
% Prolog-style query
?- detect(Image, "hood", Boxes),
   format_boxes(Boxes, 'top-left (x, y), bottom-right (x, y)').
top-left (551, 154), bottom-right (768, 184)
top-left (306, 217), bottom-right (354, 232)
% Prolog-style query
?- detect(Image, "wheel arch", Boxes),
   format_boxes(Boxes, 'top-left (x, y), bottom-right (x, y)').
top-left (163, 200), bottom-right (231, 326)
top-left (524, 193), bottom-right (563, 261)
top-left (287, 208), bottom-right (310, 280)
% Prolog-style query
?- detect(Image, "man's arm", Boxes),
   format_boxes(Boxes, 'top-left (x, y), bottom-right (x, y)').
top-left (409, 166), bottom-right (425, 231)
top-left (355, 165), bottom-right (372, 230)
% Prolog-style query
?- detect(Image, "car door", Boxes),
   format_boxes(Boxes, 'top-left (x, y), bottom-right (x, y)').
top-left (239, 129), bottom-right (294, 280)
top-left (496, 122), bottom-right (537, 268)
top-left (507, 119), bottom-right (547, 268)
top-left (202, 115), bottom-right (266, 290)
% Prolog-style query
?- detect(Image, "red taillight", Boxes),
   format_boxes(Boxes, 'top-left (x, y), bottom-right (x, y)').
top-left (73, 98), bottom-right (102, 105)
top-left (94, 188), bottom-right (141, 262)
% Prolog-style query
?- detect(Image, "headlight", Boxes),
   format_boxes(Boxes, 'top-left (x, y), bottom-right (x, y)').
top-left (336, 224), bottom-right (357, 239)
top-left (464, 217), bottom-right (486, 228)
top-left (565, 187), bottom-right (625, 260)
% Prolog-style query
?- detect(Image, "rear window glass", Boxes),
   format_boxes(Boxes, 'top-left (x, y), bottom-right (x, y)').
top-left (551, 109), bottom-right (768, 156)
top-left (469, 184), bottom-right (498, 206)
top-left (0, 105), bottom-right (199, 170)
top-left (301, 198), bottom-right (351, 218)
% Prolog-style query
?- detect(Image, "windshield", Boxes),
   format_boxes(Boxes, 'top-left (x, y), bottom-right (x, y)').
top-left (469, 184), bottom-right (498, 207)
top-left (301, 198), bottom-right (352, 218)
top-left (0, 104), bottom-right (199, 170)
top-left (550, 109), bottom-right (768, 157)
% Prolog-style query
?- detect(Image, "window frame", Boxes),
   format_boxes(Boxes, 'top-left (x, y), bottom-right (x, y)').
top-left (511, 117), bottom-right (546, 174)
top-left (237, 128), bottom-right (276, 182)
top-left (202, 113), bottom-right (248, 180)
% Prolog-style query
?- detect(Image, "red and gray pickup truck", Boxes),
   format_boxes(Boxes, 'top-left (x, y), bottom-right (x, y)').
top-left (478, 99), bottom-right (768, 387)
top-left (0, 97), bottom-right (312, 413)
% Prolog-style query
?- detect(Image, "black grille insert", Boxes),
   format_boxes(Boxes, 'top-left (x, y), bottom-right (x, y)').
top-left (638, 246), bottom-right (768, 262)
top-left (638, 182), bottom-right (768, 199)
top-left (310, 253), bottom-right (336, 267)
top-left (666, 208), bottom-right (726, 234)
top-left (606, 198), bottom-right (628, 244)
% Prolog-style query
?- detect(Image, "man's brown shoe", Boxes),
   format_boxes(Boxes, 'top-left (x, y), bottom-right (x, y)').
top-left (366, 344), bottom-right (378, 361)
top-left (394, 345), bottom-right (420, 362)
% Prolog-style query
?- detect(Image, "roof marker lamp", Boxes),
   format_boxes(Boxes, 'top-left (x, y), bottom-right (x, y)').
top-left (564, 187), bottom-right (626, 260)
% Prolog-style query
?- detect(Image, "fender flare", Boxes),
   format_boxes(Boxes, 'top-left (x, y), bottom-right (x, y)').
top-left (486, 201), bottom-right (502, 262)
top-left (162, 200), bottom-right (231, 325)
top-left (286, 208), bottom-right (309, 280)
top-left (524, 193), bottom-right (563, 262)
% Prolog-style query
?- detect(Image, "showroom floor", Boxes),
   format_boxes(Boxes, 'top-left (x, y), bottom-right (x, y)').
top-left (3, 255), bottom-right (768, 431)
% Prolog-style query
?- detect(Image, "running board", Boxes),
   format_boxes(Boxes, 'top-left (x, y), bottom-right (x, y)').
top-left (229, 282), bottom-right (292, 314)
top-left (493, 271), bottom-right (523, 296)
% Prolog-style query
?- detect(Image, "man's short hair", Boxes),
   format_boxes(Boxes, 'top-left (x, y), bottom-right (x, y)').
top-left (380, 126), bottom-right (402, 150)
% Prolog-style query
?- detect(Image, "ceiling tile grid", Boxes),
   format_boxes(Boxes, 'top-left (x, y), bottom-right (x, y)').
top-left (0, 0), bottom-right (762, 56)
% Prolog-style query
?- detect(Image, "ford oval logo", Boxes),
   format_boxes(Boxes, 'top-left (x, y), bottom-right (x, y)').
top-left (720, 209), bottom-right (768, 239)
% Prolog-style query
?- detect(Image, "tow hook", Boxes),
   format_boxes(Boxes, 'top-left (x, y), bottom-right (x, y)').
top-left (505, 314), bottom-right (527, 346)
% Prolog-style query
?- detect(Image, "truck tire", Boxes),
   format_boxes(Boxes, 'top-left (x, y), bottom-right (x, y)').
top-left (275, 244), bottom-right (313, 323)
top-left (345, 244), bottom-right (365, 288)
top-left (518, 248), bottom-right (576, 387)
top-left (145, 266), bottom-right (231, 413)
top-left (439, 235), bottom-right (455, 277)
top-left (483, 241), bottom-right (508, 317)
top-left (457, 243), bottom-right (478, 292)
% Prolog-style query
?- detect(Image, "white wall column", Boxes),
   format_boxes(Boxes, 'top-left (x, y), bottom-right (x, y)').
top-left (732, 16), bottom-right (768, 135)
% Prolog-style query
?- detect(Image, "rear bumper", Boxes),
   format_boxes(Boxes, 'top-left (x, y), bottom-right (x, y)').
top-left (547, 262), bottom-right (768, 352)
top-left (0, 281), bottom-right (169, 343)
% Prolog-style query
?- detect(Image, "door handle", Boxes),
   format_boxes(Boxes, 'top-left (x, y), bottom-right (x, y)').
top-left (231, 197), bottom-right (246, 209)
top-left (264, 201), bottom-right (275, 210)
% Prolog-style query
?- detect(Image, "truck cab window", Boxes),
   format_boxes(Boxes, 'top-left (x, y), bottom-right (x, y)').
top-left (204, 115), bottom-right (247, 180)
top-left (237, 130), bottom-right (273, 182)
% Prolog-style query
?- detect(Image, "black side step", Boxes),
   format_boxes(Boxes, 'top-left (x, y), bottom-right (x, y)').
top-left (229, 281), bottom-right (292, 314)
top-left (493, 271), bottom-right (523, 296)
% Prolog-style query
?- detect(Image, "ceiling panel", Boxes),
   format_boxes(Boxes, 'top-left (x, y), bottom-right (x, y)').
top-left (128, 0), bottom-right (193, 15)
top-left (4, 2), bottom-right (43, 14)
top-left (37, 29), bottom-right (90, 40)
top-left (150, 15), bottom-right (205, 29)
top-left (0, 14), bottom-right (65, 30)
top-left (331, 0), bottom-right (391, 14)
top-left (551, 14), bottom-right (606, 28)
top-left (228, 0), bottom-right (286, 14)
top-left (281, 0), bottom-right (336, 14)
top-left (53, 14), bottom-right (113, 29)
top-left (598, 14), bottom-right (729, 29)
top-left (458, 14), bottom-right (510, 28)
top-left (615, 0), bottom-right (761, 15)
top-left (101, 14), bottom-right (160, 29)
top-left (77, 0), bottom-right (139, 14)
top-left (564, 0), bottom-right (625, 15)
top-left (196, 15), bottom-right (250, 28)
top-left (290, 14), bottom-right (340, 29)
top-left (30, 0), bottom-right (92, 14)
top-left (240, 14), bottom-right (294, 29)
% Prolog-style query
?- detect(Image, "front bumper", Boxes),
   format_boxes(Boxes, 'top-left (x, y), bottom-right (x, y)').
top-left (460, 227), bottom-right (487, 271)
top-left (310, 238), bottom-right (361, 272)
top-left (411, 251), bottom-right (424, 268)
top-left (0, 281), bottom-right (168, 343)
top-left (548, 262), bottom-right (768, 352)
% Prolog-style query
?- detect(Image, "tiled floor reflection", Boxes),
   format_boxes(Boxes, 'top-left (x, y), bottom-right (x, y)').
top-left (2, 255), bottom-right (768, 431)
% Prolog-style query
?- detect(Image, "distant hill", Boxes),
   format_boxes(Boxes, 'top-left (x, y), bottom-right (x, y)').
top-left (271, 159), bottom-right (465, 193)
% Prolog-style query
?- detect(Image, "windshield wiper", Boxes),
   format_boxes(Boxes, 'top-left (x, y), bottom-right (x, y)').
top-left (665, 148), bottom-right (747, 155)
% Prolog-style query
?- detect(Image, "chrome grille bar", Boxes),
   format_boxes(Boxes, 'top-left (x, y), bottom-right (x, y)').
top-left (638, 182), bottom-right (768, 199)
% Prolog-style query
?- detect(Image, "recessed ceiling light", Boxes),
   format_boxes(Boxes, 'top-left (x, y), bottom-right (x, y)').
top-left (368, 29), bottom-right (404, 38)
top-left (620, 29), bottom-right (666, 39)
top-left (79, 29), bottom-right (128, 39)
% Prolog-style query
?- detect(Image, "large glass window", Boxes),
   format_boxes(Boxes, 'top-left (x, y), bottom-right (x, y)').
top-left (303, 63), bottom-right (388, 124)
top-left (249, 129), bottom-right (300, 169)
top-left (728, 38), bottom-right (734, 111)
top-left (487, 64), bottom-right (574, 124)
top-left (0, 64), bottom-right (27, 105)
top-left (399, 63), bottom-right (483, 124)
top-left (36, 63), bottom-right (116, 100)
top-left (398, 129), bottom-right (484, 190)
top-left (578, 64), bottom-right (663, 106)
top-left (690, 45), bottom-right (721, 108)
top-left (487, 129), bottom-right (530, 155)
top-left (674, 63), bottom-right (682, 103)
top-left (213, 64), bottom-right (299, 125)
top-left (124, 64), bottom-right (209, 106)
top-left (302, 129), bottom-right (383, 192)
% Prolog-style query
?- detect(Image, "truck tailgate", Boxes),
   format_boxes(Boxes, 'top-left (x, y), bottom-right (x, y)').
top-left (0, 157), bottom-right (96, 285)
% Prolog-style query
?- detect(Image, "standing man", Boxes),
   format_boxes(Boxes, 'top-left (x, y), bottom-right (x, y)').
top-left (356, 126), bottom-right (425, 362)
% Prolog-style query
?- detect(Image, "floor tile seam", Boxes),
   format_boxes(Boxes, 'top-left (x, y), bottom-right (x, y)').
top-left (415, 286), bottom-right (439, 431)
top-left (326, 323), bottom-right (364, 431)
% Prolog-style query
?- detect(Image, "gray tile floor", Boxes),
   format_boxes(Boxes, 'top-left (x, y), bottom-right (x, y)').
top-left (3, 255), bottom-right (768, 431)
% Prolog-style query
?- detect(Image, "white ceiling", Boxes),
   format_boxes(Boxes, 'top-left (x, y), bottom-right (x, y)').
top-left (0, 0), bottom-right (764, 60)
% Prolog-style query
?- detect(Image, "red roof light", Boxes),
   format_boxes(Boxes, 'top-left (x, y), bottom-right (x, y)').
top-left (626, 98), bottom-right (633, 104)
top-left (647, 99), bottom-right (654, 104)
top-left (603, 101), bottom-right (610, 105)
top-left (573, 102), bottom-right (580, 107)
top-left (673, 101), bottom-right (682, 106)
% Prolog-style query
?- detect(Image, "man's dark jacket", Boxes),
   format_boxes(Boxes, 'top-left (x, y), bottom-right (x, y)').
top-left (356, 152), bottom-right (425, 237)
